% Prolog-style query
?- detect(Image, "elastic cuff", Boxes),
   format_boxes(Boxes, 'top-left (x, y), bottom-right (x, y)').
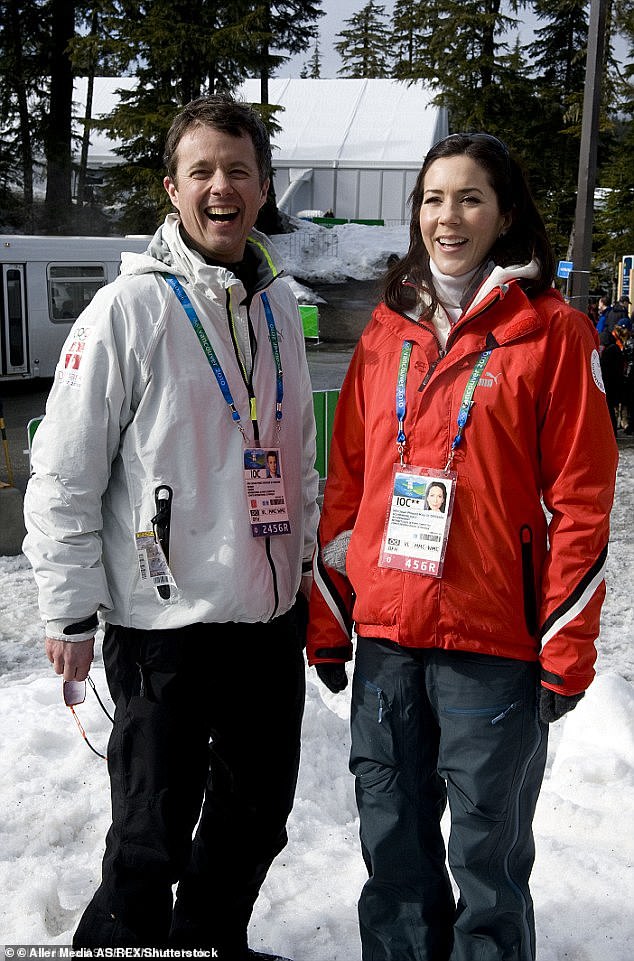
top-left (308, 644), bottom-right (353, 666)
top-left (540, 667), bottom-right (564, 687)
top-left (46, 614), bottom-right (98, 643)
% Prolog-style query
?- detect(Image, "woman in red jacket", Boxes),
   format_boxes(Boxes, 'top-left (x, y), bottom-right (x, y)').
top-left (307, 133), bottom-right (617, 961)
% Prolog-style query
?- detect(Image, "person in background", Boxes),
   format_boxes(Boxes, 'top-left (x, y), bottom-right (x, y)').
top-left (587, 299), bottom-right (598, 327)
top-left (600, 294), bottom-right (631, 345)
top-left (622, 326), bottom-right (634, 434)
top-left (595, 294), bottom-right (611, 343)
top-left (600, 323), bottom-right (630, 435)
top-left (308, 132), bottom-right (617, 961)
top-left (23, 94), bottom-right (319, 961)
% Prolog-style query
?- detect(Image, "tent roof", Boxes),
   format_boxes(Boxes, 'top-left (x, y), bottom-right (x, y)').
top-left (72, 77), bottom-right (447, 170)
top-left (237, 79), bottom-right (447, 168)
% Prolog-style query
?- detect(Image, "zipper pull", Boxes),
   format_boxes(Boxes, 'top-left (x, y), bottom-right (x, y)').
top-left (419, 357), bottom-right (441, 391)
top-left (491, 701), bottom-right (520, 725)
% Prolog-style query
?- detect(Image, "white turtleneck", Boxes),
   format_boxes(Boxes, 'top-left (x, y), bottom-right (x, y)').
top-left (428, 261), bottom-right (480, 346)
top-left (405, 259), bottom-right (539, 349)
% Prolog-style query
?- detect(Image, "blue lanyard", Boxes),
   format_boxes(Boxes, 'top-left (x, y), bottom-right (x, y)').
top-left (448, 349), bottom-right (492, 466)
top-left (165, 275), bottom-right (283, 439)
top-left (396, 341), bottom-right (413, 464)
top-left (395, 341), bottom-right (492, 469)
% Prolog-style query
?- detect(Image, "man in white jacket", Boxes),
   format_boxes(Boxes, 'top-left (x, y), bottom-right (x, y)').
top-left (23, 94), bottom-right (319, 960)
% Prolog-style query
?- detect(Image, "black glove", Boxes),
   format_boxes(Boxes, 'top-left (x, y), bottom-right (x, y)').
top-left (316, 662), bottom-right (349, 693)
top-left (539, 687), bottom-right (585, 724)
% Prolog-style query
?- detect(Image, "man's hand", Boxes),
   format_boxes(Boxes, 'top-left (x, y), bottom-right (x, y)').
top-left (45, 636), bottom-right (95, 681)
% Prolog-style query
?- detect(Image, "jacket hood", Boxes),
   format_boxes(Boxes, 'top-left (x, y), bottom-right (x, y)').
top-left (467, 259), bottom-right (540, 311)
top-left (389, 258), bottom-right (552, 351)
top-left (119, 213), bottom-right (284, 293)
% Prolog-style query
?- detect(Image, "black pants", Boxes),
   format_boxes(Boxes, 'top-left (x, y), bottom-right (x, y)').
top-left (73, 610), bottom-right (305, 956)
top-left (350, 637), bottom-right (548, 961)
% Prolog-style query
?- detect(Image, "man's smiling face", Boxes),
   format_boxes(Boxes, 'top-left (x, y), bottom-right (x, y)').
top-left (163, 124), bottom-right (269, 263)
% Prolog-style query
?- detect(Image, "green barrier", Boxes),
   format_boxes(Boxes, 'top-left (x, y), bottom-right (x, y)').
top-left (299, 304), bottom-right (319, 342)
top-left (27, 415), bottom-right (44, 468)
top-left (308, 217), bottom-right (385, 227)
top-left (310, 217), bottom-right (348, 228)
top-left (313, 389), bottom-right (340, 480)
top-left (27, 398), bottom-right (341, 482)
top-left (350, 218), bottom-right (385, 226)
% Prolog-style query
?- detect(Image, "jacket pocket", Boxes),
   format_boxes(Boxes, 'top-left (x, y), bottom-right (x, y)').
top-left (520, 524), bottom-right (538, 636)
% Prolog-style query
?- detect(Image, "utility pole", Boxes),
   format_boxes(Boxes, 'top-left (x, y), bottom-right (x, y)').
top-left (569, 0), bottom-right (610, 314)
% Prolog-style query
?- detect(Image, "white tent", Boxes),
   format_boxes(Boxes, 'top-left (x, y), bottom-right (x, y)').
top-left (72, 77), bottom-right (448, 222)
top-left (237, 79), bottom-right (448, 223)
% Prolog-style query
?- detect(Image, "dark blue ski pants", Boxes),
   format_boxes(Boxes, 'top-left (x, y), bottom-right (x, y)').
top-left (350, 636), bottom-right (548, 961)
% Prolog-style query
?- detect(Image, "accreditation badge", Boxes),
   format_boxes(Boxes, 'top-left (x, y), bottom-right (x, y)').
top-left (134, 531), bottom-right (177, 591)
top-left (243, 447), bottom-right (292, 537)
top-left (378, 465), bottom-right (457, 577)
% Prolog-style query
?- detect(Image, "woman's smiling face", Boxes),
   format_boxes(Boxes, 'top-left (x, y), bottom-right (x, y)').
top-left (419, 154), bottom-right (512, 277)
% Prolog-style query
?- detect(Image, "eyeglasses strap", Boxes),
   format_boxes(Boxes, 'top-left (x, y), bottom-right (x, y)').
top-left (87, 674), bottom-right (114, 723)
top-left (68, 704), bottom-right (107, 760)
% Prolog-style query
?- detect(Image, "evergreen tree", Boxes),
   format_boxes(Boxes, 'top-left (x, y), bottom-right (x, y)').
top-left (0, 0), bottom-right (323, 233)
top-left (594, 0), bottom-right (634, 289)
top-left (335, 1), bottom-right (392, 78)
top-left (69, 0), bottom-right (133, 208)
top-left (251, 1), bottom-right (323, 103)
top-left (247, 1), bottom-right (324, 234)
top-left (392, 0), bottom-right (426, 78)
top-left (300, 40), bottom-right (322, 79)
top-left (0, 0), bottom-right (46, 229)
top-left (42, 0), bottom-right (75, 232)
top-left (99, 0), bottom-right (264, 233)
top-left (101, 0), bottom-right (323, 232)
top-left (387, 0), bottom-right (604, 254)
top-left (390, 0), bottom-right (523, 129)
top-left (521, 0), bottom-right (589, 253)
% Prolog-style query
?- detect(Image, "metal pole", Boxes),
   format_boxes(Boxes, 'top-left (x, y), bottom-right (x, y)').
top-left (569, 0), bottom-right (610, 315)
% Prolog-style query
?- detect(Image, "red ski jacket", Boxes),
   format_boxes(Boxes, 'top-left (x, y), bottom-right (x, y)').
top-left (307, 274), bottom-right (618, 696)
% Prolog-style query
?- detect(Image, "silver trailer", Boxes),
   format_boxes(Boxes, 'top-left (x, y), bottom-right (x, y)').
top-left (0, 234), bottom-right (150, 381)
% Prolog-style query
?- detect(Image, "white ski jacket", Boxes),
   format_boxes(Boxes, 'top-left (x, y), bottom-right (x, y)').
top-left (24, 215), bottom-right (319, 640)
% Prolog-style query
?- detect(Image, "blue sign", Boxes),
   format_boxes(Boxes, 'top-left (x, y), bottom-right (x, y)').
top-left (623, 255), bottom-right (633, 297)
top-left (557, 260), bottom-right (573, 279)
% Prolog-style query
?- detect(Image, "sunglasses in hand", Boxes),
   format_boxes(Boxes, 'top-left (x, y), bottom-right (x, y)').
top-left (63, 675), bottom-right (113, 760)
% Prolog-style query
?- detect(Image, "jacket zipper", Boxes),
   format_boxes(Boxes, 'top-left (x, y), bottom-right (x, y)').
top-left (520, 524), bottom-right (538, 636)
top-left (412, 288), bottom-right (505, 401)
top-left (227, 289), bottom-right (260, 442)
top-left (444, 287), bottom-right (503, 353)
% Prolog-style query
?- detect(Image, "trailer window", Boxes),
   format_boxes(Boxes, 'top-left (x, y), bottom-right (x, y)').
top-left (48, 264), bottom-right (107, 322)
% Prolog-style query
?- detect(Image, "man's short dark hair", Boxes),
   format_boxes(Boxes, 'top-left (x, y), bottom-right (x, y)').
top-left (164, 94), bottom-right (272, 186)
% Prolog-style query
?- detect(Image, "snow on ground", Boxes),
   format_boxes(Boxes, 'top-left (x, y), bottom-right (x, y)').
top-left (1, 223), bottom-right (632, 958)
top-left (272, 220), bottom-right (410, 285)
top-left (1, 454), bottom-right (632, 959)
